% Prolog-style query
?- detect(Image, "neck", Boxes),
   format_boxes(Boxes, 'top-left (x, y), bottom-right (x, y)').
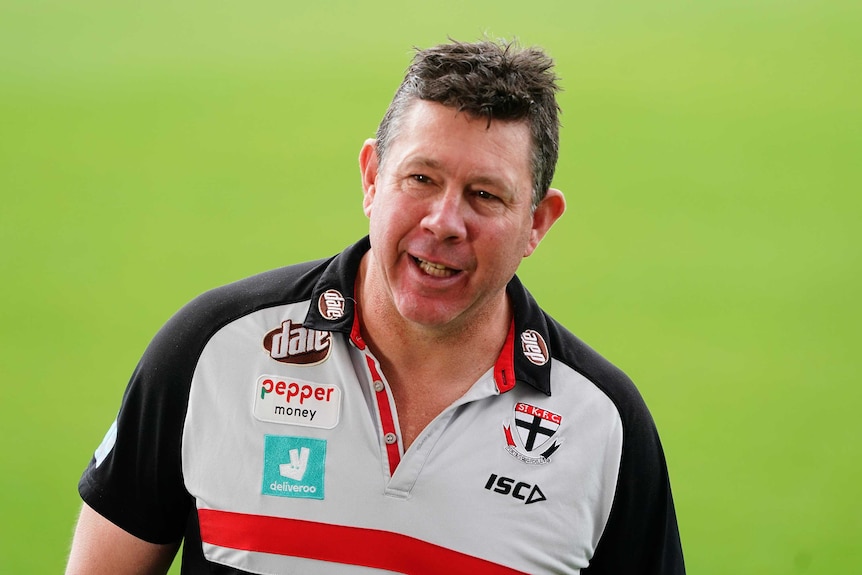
top-left (355, 252), bottom-right (511, 450)
top-left (356, 253), bottom-right (511, 386)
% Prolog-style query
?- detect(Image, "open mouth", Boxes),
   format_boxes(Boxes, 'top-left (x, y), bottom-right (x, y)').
top-left (412, 256), bottom-right (460, 278)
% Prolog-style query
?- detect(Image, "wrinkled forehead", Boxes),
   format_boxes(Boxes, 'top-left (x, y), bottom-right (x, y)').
top-left (386, 99), bottom-right (533, 166)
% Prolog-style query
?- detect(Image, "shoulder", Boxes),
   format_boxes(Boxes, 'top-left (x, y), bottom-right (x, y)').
top-left (544, 314), bottom-right (650, 426)
top-left (543, 316), bottom-right (685, 573)
top-left (177, 258), bottom-right (329, 330)
top-left (127, 256), bottom-right (334, 403)
top-left (147, 258), bottom-right (331, 357)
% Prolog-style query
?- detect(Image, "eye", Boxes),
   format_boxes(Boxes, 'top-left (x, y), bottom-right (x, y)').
top-left (412, 174), bottom-right (431, 184)
top-left (475, 190), bottom-right (499, 201)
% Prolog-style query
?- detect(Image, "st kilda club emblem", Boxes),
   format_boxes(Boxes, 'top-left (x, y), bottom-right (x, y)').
top-left (503, 402), bottom-right (563, 465)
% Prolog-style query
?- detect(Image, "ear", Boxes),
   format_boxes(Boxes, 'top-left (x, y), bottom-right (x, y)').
top-left (359, 139), bottom-right (379, 218)
top-left (524, 188), bottom-right (566, 257)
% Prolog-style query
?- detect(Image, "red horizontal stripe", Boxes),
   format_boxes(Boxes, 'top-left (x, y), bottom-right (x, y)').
top-left (199, 508), bottom-right (527, 575)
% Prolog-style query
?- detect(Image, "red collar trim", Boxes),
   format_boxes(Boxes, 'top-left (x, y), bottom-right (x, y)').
top-left (349, 310), bottom-right (366, 350)
top-left (493, 318), bottom-right (517, 393)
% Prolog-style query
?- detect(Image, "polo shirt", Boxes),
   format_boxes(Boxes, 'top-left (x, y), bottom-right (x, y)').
top-left (79, 236), bottom-right (684, 574)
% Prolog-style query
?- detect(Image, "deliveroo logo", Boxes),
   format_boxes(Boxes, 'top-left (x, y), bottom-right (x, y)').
top-left (262, 435), bottom-right (326, 500)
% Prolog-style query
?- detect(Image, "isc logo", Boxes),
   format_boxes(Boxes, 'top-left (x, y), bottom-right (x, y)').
top-left (484, 473), bottom-right (546, 505)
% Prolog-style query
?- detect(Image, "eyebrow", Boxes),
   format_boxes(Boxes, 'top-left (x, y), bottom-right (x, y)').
top-left (405, 156), bottom-right (443, 170)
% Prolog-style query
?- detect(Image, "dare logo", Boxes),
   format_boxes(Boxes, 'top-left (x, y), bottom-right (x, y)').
top-left (520, 329), bottom-right (549, 366)
top-left (318, 289), bottom-right (346, 320)
top-left (264, 320), bottom-right (331, 365)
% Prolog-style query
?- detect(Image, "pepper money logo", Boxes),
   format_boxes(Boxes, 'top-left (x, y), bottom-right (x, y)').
top-left (253, 375), bottom-right (341, 429)
top-left (503, 402), bottom-right (563, 465)
top-left (262, 435), bottom-right (326, 500)
top-left (263, 320), bottom-right (331, 365)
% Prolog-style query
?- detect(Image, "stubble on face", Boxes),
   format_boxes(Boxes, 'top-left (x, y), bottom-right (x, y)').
top-left (360, 101), bottom-right (537, 342)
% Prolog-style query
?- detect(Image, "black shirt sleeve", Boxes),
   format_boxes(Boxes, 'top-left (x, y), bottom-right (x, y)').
top-left (545, 313), bottom-right (685, 574)
top-left (583, 382), bottom-right (685, 574)
top-left (77, 301), bottom-right (203, 544)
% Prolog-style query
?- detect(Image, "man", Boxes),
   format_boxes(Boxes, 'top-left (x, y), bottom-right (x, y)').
top-left (67, 39), bottom-right (684, 574)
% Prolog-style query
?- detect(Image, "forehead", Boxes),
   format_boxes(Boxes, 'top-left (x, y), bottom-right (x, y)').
top-left (386, 100), bottom-right (533, 188)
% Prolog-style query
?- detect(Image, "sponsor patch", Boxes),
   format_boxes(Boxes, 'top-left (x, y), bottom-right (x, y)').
top-left (253, 375), bottom-right (341, 429)
top-left (520, 329), bottom-right (549, 366)
top-left (484, 473), bottom-right (547, 504)
top-left (262, 435), bottom-right (326, 500)
top-left (318, 289), bottom-right (346, 320)
top-left (263, 320), bottom-right (331, 365)
top-left (503, 402), bottom-right (563, 465)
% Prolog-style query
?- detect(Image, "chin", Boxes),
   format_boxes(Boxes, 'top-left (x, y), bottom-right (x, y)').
top-left (394, 296), bottom-right (464, 329)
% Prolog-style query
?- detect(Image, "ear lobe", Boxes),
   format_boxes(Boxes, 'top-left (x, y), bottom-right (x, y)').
top-left (359, 139), bottom-right (379, 217)
top-left (524, 188), bottom-right (566, 257)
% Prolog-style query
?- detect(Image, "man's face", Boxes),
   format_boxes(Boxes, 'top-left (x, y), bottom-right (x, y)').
top-left (360, 100), bottom-right (564, 333)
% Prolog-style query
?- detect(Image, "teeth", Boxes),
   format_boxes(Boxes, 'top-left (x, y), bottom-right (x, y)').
top-left (416, 257), bottom-right (456, 278)
top-left (423, 260), bottom-right (447, 270)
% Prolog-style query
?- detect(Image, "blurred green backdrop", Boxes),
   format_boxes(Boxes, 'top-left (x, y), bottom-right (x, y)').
top-left (1, 0), bottom-right (859, 573)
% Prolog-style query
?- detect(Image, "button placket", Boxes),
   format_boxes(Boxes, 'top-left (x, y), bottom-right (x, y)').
top-left (365, 353), bottom-right (402, 475)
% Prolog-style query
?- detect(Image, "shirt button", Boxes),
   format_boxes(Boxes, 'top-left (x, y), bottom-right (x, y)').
top-left (384, 433), bottom-right (397, 445)
top-left (373, 381), bottom-right (385, 393)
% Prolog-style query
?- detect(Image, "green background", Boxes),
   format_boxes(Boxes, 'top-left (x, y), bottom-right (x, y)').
top-left (1, 1), bottom-right (859, 573)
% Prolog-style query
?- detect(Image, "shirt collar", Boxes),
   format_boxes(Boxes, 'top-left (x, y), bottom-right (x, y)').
top-left (304, 236), bottom-right (552, 396)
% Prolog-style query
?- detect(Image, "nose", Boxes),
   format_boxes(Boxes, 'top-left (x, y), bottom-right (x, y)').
top-left (421, 188), bottom-right (468, 241)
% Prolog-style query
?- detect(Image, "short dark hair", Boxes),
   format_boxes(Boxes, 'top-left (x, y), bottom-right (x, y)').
top-left (375, 39), bottom-right (561, 206)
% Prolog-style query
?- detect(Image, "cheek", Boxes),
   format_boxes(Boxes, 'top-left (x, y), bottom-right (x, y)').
top-left (487, 224), bottom-right (531, 268)
top-left (368, 201), bottom-right (406, 251)
top-left (374, 195), bottom-right (421, 232)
